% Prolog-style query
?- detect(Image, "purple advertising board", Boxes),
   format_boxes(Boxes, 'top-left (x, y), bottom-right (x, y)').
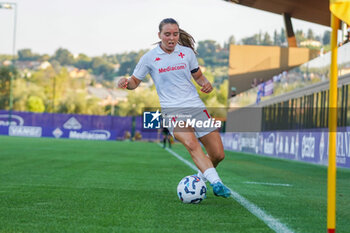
top-left (221, 129), bottom-right (350, 169)
top-left (0, 110), bottom-right (133, 141)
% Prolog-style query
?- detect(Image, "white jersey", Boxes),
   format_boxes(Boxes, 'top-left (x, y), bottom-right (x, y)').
top-left (132, 44), bottom-right (205, 108)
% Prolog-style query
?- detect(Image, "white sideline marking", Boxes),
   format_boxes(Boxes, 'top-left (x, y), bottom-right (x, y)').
top-left (244, 181), bottom-right (292, 187)
top-left (158, 144), bottom-right (294, 233)
top-left (163, 146), bottom-right (198, 171)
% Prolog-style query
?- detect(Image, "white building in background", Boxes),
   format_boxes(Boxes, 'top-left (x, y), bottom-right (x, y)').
top-left (87, 85), bottom-right (128, 106)
top-left (39, 61), bottom-right (51, 70)
top-left (2, 60), bottom-right (12, 66)
top-left (11, 60), bottom-right (52, 70)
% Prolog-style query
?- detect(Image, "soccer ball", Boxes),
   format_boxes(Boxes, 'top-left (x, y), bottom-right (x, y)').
top-left (177, 175), bottom-right (207, 204)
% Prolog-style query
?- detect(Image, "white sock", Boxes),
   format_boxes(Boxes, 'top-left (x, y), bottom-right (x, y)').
top-left (197, 170), bottom-right (207, 182)
top-left (203, 167), bottom-right (222, 184)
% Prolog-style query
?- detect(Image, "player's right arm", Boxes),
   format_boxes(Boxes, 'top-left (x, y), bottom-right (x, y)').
top-left (118, 75), bottom-right (142, 90)
top-left (118, 52), bottom-right (149, 90)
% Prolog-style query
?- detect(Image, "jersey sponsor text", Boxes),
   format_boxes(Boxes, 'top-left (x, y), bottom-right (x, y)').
top-left (158, 63), bottom-right (187, 74)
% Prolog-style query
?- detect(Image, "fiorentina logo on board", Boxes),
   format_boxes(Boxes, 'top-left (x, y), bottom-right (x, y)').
top-left (63, 117), bottom-right (82, 130)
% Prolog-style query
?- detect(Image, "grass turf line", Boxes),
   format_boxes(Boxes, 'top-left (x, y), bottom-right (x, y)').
top-left (169, 142), bottom-right (350, 233)
top-left (1, 136), bottom-right (350, 232)
top-left (161, 144), bottom-right (293, 233)
top-left (0, 136), bottom-right (271, 233)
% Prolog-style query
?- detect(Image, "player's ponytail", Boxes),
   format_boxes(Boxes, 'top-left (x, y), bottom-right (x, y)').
top-left (158, 18), bottom-right (197, 54)
top-left (178, 28), bottom-right (197, 54)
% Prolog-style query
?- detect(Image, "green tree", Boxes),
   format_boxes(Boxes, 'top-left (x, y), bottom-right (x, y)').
top-left (216, 80), bottom-right (228, 106)
top-left (224, 35), bottom-right (236, 49)
top-left (57, 90), bottom-right (87, 114)
top-left (39, 54), bottom-right (50, 62)
top-left (0, 55), bottom-right (13, 63)
top-left (103, 54), bottom-right (119, 64)
top-left (118, 60), bottom-right (136, 76)
top-left (241, 34), bottom-right (260, 45)
top-left (273, 30), bottom-right (280, 45)
top-left (197, 58), bottom-right (205, 66)
top-left (91, 57), bottom-right (115, 80)
top-left (307, 28), bottom-right (315, 40)
top-left (27, 96), bottom-right (45, 112)
top-left (116, 50), bottom-right (148, 76)
top-left (30, 66), bottom-right (69, 112)
top-left (280, 28), bottom-right (286, 45)
top-left (12, 78), bottom-right (46, 112)
top-left (85, 96), bottom-right (106, 115)
top-left (228, 35), bottom-right (236, 45)
top-left (295, 29), bottom-right (306, 44)
top-left (18, 49), bottom-right (40, 61)
top-left (323, 31), bottom-right (331, 45)
top-left (0, 66), bottom-right (18, 110)
top-left (262, 32), bottom-right (273, 45)
top-left (197, 40), bottom-right (217, 57)
top-left (116, 88), bottom-right (160, 116)
top-left (51, 48), bottom-right (74, 66)
top-left (75, 53), bottom-right (92, 70)
top-left (197, 40), bottom-right (223, 66)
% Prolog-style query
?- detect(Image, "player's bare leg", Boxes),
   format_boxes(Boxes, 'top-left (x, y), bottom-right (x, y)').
top-left (199, 130), bottom-right (225, 167)
top-left (174, 127), bottom-right (231, 198)
top-left (173, 127), bottom-right (213, 173)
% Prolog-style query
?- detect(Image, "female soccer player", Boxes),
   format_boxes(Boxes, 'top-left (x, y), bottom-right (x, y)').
top-left (118, 18), bottom-right (231, 198)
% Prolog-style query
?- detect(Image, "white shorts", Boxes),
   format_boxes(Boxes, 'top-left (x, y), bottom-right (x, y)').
top-left (161, 107), bottom-right (219, 139)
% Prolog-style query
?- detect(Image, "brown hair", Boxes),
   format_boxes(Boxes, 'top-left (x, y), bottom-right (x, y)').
top-left (158, 18), bottom-right (196, 53)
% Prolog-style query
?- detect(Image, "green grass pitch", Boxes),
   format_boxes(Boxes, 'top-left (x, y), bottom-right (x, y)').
top-left (0, 136), bottom-right (349, 233)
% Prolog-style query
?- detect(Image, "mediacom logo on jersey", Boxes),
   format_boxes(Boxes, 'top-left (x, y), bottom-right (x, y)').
top-left (158, 63), bottom-right (186, 74)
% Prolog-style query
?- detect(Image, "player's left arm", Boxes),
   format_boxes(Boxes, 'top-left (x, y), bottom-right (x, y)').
top-left (191, 68), bottom-right (213, 94)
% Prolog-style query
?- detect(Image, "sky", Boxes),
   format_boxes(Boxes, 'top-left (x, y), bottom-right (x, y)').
top-left (0, 0), bottom-right (331, 56)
